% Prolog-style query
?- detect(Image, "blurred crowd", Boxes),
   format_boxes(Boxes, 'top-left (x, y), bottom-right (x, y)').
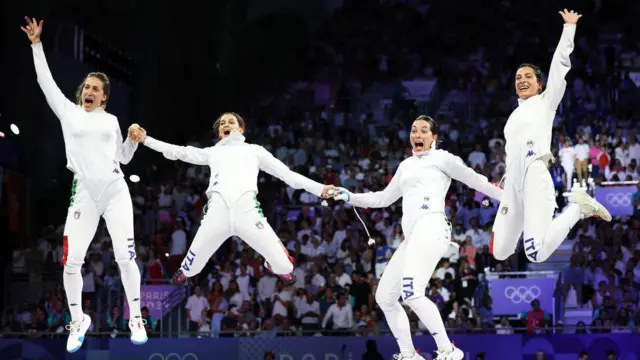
top-left (4, 0), bottom-right (640, 340)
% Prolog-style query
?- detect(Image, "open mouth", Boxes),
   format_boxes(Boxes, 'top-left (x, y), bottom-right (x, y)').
top-left (518, 85), bottom-right (530, 92)
top-left (414, 141), bottom-right (424, 150)
top-left (222, 129), bottom-right (231, 136)
top-left (84, 98), bottom-right (94, 106)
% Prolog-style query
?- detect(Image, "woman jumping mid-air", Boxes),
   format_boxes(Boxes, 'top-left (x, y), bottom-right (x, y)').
top-left (490, 9), bottom-right (611, 265)
top-left (332, 116), bottom-right (502, 360)
top-left (22, 17), bottom-right (147, 352)
top-left (128, 113), bottom-right (335, 286)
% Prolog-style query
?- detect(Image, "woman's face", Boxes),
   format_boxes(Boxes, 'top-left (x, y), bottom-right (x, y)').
top-left (81, 76), bottom-right (107, 112)
top-left (515, 66), bottom-right (541, 99)
top-left (218, 113), bottom-right (244, 139)
top-left (409, 119), bottom-right (437, 152)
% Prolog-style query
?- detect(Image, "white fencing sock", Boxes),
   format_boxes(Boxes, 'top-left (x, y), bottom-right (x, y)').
top-left (63, 264), bottom-right (84, 321)
top-left (118, 260), bottom-right (142, 318)
top-left (406, 296), bottom-right (453, 352)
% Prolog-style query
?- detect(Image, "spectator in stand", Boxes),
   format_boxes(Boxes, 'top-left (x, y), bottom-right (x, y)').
top-left (574, 137), bottom-right (591, 186)
top-left (322, 293), bottom-right (353, 335)
top-left (559, 139), bottom-right (576, 189)
top-left (519, 299), bottom-right (551, 334)
top-left (186, 286), bottom-right (210, 332)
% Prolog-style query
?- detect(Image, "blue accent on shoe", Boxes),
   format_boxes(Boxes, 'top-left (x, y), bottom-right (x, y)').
top-left (131, 336), bottom-right (148, 345)
top-left (67, 337), bottom-right (84, 353)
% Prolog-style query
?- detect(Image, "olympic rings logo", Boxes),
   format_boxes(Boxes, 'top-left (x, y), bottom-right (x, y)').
top-left (605, 192), bottom-right (632, 207)
top-left (148, 353), bottom-right (199, 360)
top-left (503, 286), bottom-right (541, 304)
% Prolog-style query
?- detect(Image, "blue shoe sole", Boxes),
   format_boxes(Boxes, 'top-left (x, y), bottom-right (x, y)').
top-left (131, 337), bottom-right (148, 345)
top-left (67, 336), bottom-right (84, 353)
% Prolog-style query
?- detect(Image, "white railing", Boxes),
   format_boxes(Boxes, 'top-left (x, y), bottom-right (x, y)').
top-left (484, 270), bottom-right (559, 280)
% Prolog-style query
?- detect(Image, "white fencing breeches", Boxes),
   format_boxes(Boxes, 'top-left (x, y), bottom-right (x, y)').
top-left (376, 213), bottom-right (451, 316)
top-left (491, 160), bottom-right (579, 263)
top-left (180, 191), bottom-right (294, 277)
top-left (63, 177), bottom-right (142, 320)
top-left (63, 177), bottom-right (136, 267)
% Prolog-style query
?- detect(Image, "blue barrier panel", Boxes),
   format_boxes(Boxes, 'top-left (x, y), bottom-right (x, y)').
top-left (108, 338), bottom-right (238, 360)
top-left (0, 334), bottom-right (637, 360)
top-left (488, 277), bottom-right (556, 315)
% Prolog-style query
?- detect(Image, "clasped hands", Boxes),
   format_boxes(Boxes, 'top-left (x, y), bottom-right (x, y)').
top-left (321, 185), bottom-right (349, 201)
top-left (128, 124), bottom-right (146, 143)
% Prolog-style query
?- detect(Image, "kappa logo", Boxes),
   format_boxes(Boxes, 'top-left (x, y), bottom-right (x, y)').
top-left (73, 211), bottom-right (81, 220)
top-left (526, 150), bottom-right (536, 157)
top-left (112, 168), bottom-right (120, 174)
top-left (419, 197), bottom-right (430, 210)
top-left (255, 221), bottom-right (264, 229)
top-left (500, 206), bottom-right (508, 215)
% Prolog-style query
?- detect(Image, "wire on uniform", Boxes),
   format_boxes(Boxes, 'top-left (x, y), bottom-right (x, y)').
top-left (352, 207), bottom-right (376, 246)
top-left (322, 196), bottom-right (375, 246)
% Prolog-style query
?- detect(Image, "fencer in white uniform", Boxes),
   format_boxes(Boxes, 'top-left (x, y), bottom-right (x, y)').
top-left (333, 116), bottom-right (502, 360)
top-left (131, 113), bottom-right (333, 285)
top-left (23, 17), bottom-right (147, 352)
top-left (491, 10), bottom-right (611, 264)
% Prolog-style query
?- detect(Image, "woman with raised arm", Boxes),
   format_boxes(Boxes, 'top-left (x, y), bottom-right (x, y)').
top-left (490, 10), bottom-right (611, 265)
top-left (129, 113), bottom-right (336, 287)
top-left (332, 115), bottom-right (502, 360)
top-left (22, 17), bottom-right (147, 352)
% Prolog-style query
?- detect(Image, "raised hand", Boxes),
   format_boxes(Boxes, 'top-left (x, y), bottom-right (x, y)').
top-left (20, 17), bottom-right (43, 44)
top-left (128, 124), bottom-right (147, 143)
top-left (559, 9), bottom-right (582, 24)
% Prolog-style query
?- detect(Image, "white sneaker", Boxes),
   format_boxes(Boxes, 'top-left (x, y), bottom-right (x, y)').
top-left (129, 316), bottom-right (148, 345)
top-left (435, 346), bottom-right (464, 360)
top-left (393, 352), bottom-right (425, 359)
top-left (569, 190), bottom-right (612, 222)
top-left (65, 313), bottom-right (92, 353)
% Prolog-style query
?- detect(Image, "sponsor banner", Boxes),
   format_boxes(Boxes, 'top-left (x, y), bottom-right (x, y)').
top-left (594, 185), bottom-right (635, 216)
top-left (489, 277), bottom-right (556, 315)
top-left (1, 335), bottom-right (640, 359)
top-left (124, 285), bottom-right (185, 319)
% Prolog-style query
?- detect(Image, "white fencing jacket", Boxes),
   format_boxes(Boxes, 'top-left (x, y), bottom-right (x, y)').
top-left (144, 130), bottom-right (324, 206)
top-left (504, 24), bottom-right (576, 190)
top-left (349, 149), bottom-right (502, 234)
top-left (32, 43), bottom-right (137, 200)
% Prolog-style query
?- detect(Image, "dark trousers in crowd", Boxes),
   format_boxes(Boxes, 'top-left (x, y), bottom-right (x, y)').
top-left (300, 323), bottom-right (320, 333)
top-left (188, 320), bottom-right (199, 332)
top-left (329, 327), bottom-right (351, 336)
